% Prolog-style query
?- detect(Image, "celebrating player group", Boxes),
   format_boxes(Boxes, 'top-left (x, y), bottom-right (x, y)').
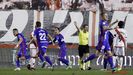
top-left (12, 0), bottom-right (127, 73)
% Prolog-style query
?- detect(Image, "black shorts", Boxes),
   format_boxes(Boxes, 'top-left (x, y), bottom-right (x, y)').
top-left (78, 45), bottom-right (89, 58)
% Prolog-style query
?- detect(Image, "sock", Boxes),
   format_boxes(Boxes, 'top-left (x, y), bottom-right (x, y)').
top-left (119, 57), bottom-right (123, 69)
top-left (103, 58), bottom-right (108, 69)
top-left (86, 61), bottom-right (91, 67)
top-left (29, 58), bottom-right (36, 68)
top-left (58, 58), bottom-right (69, 66)
top-left (32, 58), bottom-right (36, 64)
top-left (84, 54), bottom-right (96, 63)
top-left (45, 56), bottom-right (52, 66)
top-left (85, 53), bottom-right (91, 68)
top-left (78, 59), bottom-right (83, 68)
top-left (113, 56), bottom-right (117, 67)
top-left (108, 56), bottom-right (114, 69)
top-left (16, 59), bottom-right (20, 67)
top-left (31, 58), bottom-right (35, 68)
top-left (39, 54), bottom-right (45, 62)
top-left (29, 58), bottom-right (32, 65)
top-left (116, 56), bottom-right (120, 67)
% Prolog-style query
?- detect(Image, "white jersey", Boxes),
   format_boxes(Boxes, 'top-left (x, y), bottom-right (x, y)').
top-left (30, 43), bottom-right (37, 57)
top-left (114, 28), bottom-right (127, 47)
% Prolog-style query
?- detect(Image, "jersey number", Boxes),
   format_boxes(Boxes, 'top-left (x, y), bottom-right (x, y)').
top-left (39, 33), bottom-right (46, 40)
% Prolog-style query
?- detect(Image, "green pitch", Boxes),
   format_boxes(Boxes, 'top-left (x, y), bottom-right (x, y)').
top-left (0, 68), bottom-right (131, 75)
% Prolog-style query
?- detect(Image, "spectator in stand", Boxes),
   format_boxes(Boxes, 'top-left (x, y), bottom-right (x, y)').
top-left (55, 0), bottom-right (61, 10)
top-left (70, 0), bottom-right (82, 10)
top-left (0, 0), bottom-right (14, 9)
top-left (31, 0), bottom-right (38, 9)
top-left (50, 0), bottom-right (55, 10)
top-left (79, 0), bottom-right (97, 12)
top-left (38, 0), bottom-right (46, 10)
top-left (61, 0), bottom-right (71, 10)
top-left (48, 0), bottom-right (61, 10)
top-left (46, 0), bottom-right (51, 10)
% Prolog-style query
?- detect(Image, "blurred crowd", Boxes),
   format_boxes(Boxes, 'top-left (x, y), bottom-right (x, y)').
top-left (0, 0), bottom-right (31, 9)
top-left (0, 0), bottom-right (97, 11)
top-left (103, 0), bottom-right (133, 11)
top-left (0, 0), bottom-right (132, 11)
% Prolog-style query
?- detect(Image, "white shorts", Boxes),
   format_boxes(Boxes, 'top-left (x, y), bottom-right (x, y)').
top-left (114, 47), bottom-right (125, 56)
top-left (30, 48), bottom-right (37, 57)
top-left (30, 44), bottom-right (37, 57)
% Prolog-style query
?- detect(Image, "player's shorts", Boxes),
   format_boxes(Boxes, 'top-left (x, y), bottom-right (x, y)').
top-left (17, 48), bottom-right (30, 59)
top-left (30, 44), bottom-right (37, 57)
top-left (38, 47), bottom-right (47, 56)
top-left (78, 45), bottom-right (89, 58)
top-left (114, 47), bottom-right (125, 56)
top-left (30, 49), bottom-right (37, 57)
top-left (38, 43), bottom-right (48, 56)
top-left (58, 45), bottom-right (67, 58)
top-left (96, 40), bottom-right (111, 52)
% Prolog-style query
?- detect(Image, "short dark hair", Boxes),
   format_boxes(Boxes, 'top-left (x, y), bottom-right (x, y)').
top-left (54, 27), bottom-right (60, 31)
top-left (36, 21), bottom-right (41, 27)
top-left (82, 24), bottom-right (88, 28)
top-left (13, 28), bottom-right (18, 31)
top-left (118, 21), bottom-right (125, 28)
top-left (100, 12), bottom-right (105, 16)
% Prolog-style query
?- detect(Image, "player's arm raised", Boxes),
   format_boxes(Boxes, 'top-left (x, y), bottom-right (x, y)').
top-left (103, 20), bottom-right (118, 30)
top-left (74, 21), bottom-right (80, 32)
top-left (109, 20), bottom-right (118, 28)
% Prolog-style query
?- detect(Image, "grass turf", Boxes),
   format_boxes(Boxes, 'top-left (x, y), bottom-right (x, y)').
top-left (0, 68), bottom-right (131, 75)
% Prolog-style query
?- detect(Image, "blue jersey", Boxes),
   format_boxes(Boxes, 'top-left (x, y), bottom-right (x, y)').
top-left (53, 34), bottom-right (66, 47)
top-left (96, 20), bottom-right (111, 51)
top-left (34, 28), bottom-right (49, 46)
top-left (17, 33), bottom-right (27, 49)
top-left (53, 34), bottom-right (67, 58)
top-left (16, 33), bottom-right (29, 67)
top-left (99, 20), bottom-right (110, 42)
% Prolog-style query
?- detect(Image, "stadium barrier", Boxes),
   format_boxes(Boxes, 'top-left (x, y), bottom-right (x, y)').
top-left (0, 44), bottom-right (133, 69)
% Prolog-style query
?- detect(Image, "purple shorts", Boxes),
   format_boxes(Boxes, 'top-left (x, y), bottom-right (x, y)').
top-left (58, 45), bottom-right (67, 58)
top-left (38, 43), bottom-right (48, 53)
top-left (96, 40), bottom-right (111, 52)
top-left (17, 48), bottom-right (30, 59)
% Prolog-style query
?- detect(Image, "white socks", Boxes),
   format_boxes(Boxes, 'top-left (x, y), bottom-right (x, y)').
top-left (29, 58), bottom-right (36, 68)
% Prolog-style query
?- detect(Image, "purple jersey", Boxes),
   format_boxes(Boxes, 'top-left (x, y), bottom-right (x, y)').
top-left (17, 33), bottom-right (28, 57)
top-left (17, 33), bottom-right (27, 49)
top-left (99, 20), bottom-right (110, 42)
top-left (53, 34), bottom-right (66, 47)
top-left (53, 34), bottom-right (67, 58)
top-left (99, 20), bottom-right (109, 37)
top-left (16, 33), bottom-right (30, 68)
top-left (96, 20), bottom-right (111, 51)
top-left (34, 28), bottom-right (49, 46)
